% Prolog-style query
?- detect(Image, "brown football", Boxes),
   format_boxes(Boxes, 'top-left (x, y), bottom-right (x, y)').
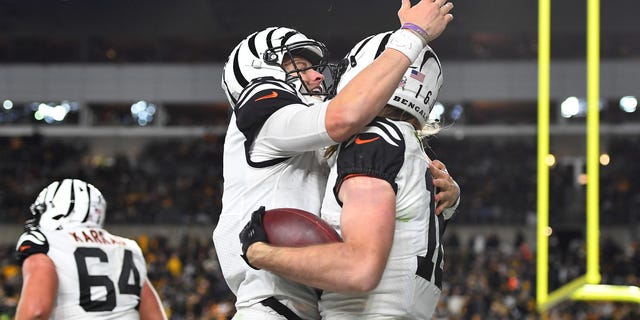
top-left (263, 208), bottom-right (342, 246)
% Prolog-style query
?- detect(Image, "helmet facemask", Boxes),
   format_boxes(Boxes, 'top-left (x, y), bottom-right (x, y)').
top-left (263, 40), bottom-right (338, 102)
top-left (223, 27), bottom-right (347, 104)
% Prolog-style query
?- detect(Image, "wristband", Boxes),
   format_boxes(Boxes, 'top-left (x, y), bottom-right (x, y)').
top-left (401, 23), bottom-right (430, 45)
top-left (385, 29), bottom-right (426, 62)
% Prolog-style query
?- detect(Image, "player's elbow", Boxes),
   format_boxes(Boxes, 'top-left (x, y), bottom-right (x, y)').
top-left (325, 106), bottom-right (360, 142)
top-left (347, 271), bottom-right (383, 292)
top-left (344, 264), bottom-right (384, 292)
top-left (20, 304), bottom-right (52, 320)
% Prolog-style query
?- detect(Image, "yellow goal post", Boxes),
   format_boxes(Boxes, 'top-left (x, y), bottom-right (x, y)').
top-left (536, 0), bottom-right (640, 312)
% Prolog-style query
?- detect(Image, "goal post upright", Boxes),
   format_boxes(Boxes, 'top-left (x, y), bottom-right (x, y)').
top-left (536, 0), bottom-right (640, 312)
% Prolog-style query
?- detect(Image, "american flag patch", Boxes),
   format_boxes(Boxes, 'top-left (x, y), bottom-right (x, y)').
top-left (410, 69), bottom-right (425, 82)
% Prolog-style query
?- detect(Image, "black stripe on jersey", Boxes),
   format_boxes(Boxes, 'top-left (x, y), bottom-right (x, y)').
top-left (416, 167), bottom-right (444, 289)
top-left (333, 118), bottom-right (405, 203)
top-left (235, 80), bottom-right (304, 168)
top-left (235, 77), bottom-right (295, 108)
top-left (15, 229), bottom-right (49, 264)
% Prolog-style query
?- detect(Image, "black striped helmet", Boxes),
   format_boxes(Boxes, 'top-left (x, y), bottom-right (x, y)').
top-left (221, 27), bottom-right (333, 105)
top-left (31, 179), bottom-right (107, 230)
top-left (337, 31), bottom-right (444, 127)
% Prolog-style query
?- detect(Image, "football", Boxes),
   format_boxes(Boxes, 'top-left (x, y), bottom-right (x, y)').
top-left (263, 208), bottom-right (342, 246)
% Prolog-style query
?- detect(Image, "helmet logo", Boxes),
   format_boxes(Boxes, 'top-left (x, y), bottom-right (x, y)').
top-left (398, 76), bottom-right (407, 89)
top-left (392, 95), bottom-right (429, 123)
top-left (409, 69), bottom-right (426, 82)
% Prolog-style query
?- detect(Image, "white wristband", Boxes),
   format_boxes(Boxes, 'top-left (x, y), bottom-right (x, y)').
top-left (385, 29), bottom-right (426, 62)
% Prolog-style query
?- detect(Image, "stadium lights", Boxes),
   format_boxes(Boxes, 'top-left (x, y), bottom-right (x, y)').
top-left (560, 96), bottom-right (607, 118)
top-left (450, 104), bottom-right (463, 121)
top-left (131, 100), bottom-right (156, 126)
top-left (560, 96), bottom-right (582, 118)
top-left (544, 154), bottom-right (556, 167)
top-left (619, 96), bottom-right (637, 113)
top-left (3, 100), bottom-right (13, 110)
top-left (32, 101), bottom-right (78, 123)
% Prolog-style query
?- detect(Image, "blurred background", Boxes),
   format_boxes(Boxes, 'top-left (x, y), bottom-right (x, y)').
top-left (0, 0), bottom-right (638, 319)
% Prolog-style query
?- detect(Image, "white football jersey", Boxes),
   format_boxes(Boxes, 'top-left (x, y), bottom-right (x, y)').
top-left (319, 118), bottom-right (448, 319)
top-left (34, 226), bottom-right (147, 320)
top-left (213, 77), bottom-right (334, 320)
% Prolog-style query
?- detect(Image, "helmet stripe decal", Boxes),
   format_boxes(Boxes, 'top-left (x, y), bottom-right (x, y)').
top-left (247, 33), bottom-right (259, 58)
top-left (66, 180), bottom-right (75, 218)
top-left (49, 181), bottom-right (66, 220)
top-left (419, 50), bottom-right (442, 78)
top-left (374, 33), bottom-right (392, 59)
top-left (348, 35), bottom-right (374, 67)
top-left (265, 28), bottom-right (277, 49)
top-left (81, 183), bottom-right (91, 223)
top-left (353, 35), bottom-right (375, 57)
top-left (232, 48), bottom-right (249, 89)
top-left (280, 30), bottom-right (298, 47)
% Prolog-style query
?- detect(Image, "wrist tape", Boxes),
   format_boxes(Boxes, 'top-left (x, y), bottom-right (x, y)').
top-left (385, 28), bottom-right (427, 62)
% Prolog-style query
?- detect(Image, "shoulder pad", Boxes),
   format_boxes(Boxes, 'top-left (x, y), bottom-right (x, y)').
top-left (15, 227), bottom-right (49, 264)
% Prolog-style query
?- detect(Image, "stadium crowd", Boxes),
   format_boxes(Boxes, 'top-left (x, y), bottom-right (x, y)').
top-left (5, 135), bottom-right (640, 225)
top-left (1, 231), bottom-right (638, 319)
top-left (0, 134), bottom-right (638, 318)
top-left (1, 135), bottom-right (638, 227)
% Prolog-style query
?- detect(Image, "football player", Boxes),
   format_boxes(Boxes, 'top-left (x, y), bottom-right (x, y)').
top-left (15, 179), bottom-right (166, 320)
top-left (214, 1), bottom-right (455, 319)
top-left (240, 31), bottom-right (459, 319)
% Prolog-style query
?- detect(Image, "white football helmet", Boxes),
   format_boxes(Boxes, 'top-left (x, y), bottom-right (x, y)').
top-left (31, 179), bottom-right (107, 230)
top-left (221, 26), bottom-right (337, 105)
top-left (337, 31), bottom-right (444, 128)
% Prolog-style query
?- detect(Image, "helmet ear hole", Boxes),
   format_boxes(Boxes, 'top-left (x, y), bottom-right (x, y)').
top-left (263, 50), bottom-right (279, 64)
top-left (30, 202), bottom-right (47, 216)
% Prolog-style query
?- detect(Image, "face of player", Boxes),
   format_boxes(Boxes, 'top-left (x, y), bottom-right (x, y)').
top-left (282, 56), bottom-right (325, 95)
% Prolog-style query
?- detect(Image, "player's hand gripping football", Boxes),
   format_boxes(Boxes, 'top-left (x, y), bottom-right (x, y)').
top-left (239, 206), bottom-right (268, 270)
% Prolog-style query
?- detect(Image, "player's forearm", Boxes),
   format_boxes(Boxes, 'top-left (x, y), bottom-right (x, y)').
top-left (325, 49), bottom-right (411, 142)
top-left (140, 279), bottom-right (168, 320)
top-left (249, 242), bottom-right (380, 292)
top-left (16, 255), bottom-right (57, 320)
